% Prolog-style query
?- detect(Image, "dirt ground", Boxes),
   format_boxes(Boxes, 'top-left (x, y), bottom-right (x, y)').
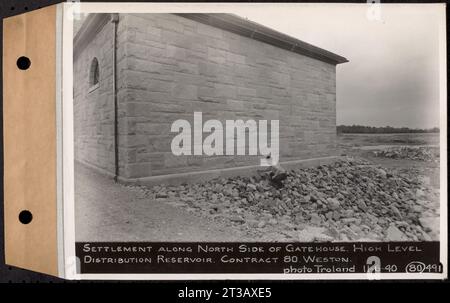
top-left (337, 133), bottom-right (440, 188)
top-left (337, 132), bottom-right (439, 148)
top-left (75, 163), bottom-right (257, 241)
top-left (75, 133), bottom-right (441, 242)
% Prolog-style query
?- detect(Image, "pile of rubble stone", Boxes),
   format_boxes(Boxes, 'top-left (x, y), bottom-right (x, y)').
top-left (372, 146), bottom-right (439, 162)
top-left (141, 157), bottom-right (439, 242)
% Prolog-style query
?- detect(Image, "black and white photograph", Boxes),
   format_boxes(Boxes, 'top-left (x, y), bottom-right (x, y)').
top-left (64, 2), bottom-right (446, 278)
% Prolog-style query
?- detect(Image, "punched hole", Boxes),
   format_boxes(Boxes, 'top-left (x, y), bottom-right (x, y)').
top-left (19, 210), bottom-right (32, 224)
top-left (17, 56), bottom-right (31, 70)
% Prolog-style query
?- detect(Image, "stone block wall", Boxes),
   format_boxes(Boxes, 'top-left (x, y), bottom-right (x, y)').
top-left (119, 14), bottom-right (337, 179)
top-left (74, 13), bottom-right (338, 180)
top-left (73, 15), bottom-right (128, 175)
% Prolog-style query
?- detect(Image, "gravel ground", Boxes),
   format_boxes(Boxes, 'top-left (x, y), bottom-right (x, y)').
top-left (371, 146), bottom-right (439, 162)
top-left (137, 157), bottom-right (440, 242)
top-left (75, 150), bottom-right (440, 242)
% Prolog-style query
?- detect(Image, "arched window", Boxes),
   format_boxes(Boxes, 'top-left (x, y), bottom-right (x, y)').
top-left (89, 57), bottom-right (100, 90)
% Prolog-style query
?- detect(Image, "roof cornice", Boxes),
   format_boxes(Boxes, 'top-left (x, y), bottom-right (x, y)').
top-left (176, 13), bottom-right (348, 65)
top-left (73, 13), bottom-right (349, 65)
top-left (73, 14), bottom-right (111, 60)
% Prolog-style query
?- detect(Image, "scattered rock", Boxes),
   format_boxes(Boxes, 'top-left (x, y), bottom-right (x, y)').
top-left (327, 198), bottom-right (341, 210)
top-left (342, 218), bottom-right (357, 224)
top-left (301, 195), bottom-right (311, 203)
top-left (298, 229), bottom-right (315, 242)
top-left (155, 192), bottom-right (168, 199)
top-left (297, 226), bottom-right (334, 242)
top-left (386, 225), bottom-right (408, 241)
top-left (372, 146), bottom-right (439, 162)
top-left (325, 211), bottom-right (334, 221)
top-left (247, 219), bottom-right (259, 228)
top-left (377, 168), bottom-right (387, 177)
top-left (310, 213), bottom-right (322, 225)
top-left (332, 211), bottom-right (341, 221)
top-left (247, 184), bottom-right (257, 191)
top-left (416, 189), bottom-right (426, 198)
top-left (229, 216), bottom-right (245, 224)
top-left (357, 199), bottom-right (368, 212)
top-left (421, 231), bottom-right (433, 241)
top-left (419, 217), bottom-right (439, 233)
top-left (268, 218), bottom-right (278, 225)
top-left (140, 157), bottom-right (439, 242)
top-left (390, 205), bottom-right (402, 219)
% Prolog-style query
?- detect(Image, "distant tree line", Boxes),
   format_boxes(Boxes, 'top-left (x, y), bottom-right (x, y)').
top-left (337, 125), bottom-right (440, 134)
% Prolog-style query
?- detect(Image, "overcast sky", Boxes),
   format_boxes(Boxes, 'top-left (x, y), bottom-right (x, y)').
top-left (233, 4), bottom-right (444, 128)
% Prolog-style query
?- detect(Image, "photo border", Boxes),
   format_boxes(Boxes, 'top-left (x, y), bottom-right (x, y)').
top-left (61, 2), bottom-right (448, 280)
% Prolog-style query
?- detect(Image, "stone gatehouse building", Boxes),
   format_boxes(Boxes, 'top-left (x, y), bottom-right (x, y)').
top-left (73, 13), bottom-right (348, 183)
